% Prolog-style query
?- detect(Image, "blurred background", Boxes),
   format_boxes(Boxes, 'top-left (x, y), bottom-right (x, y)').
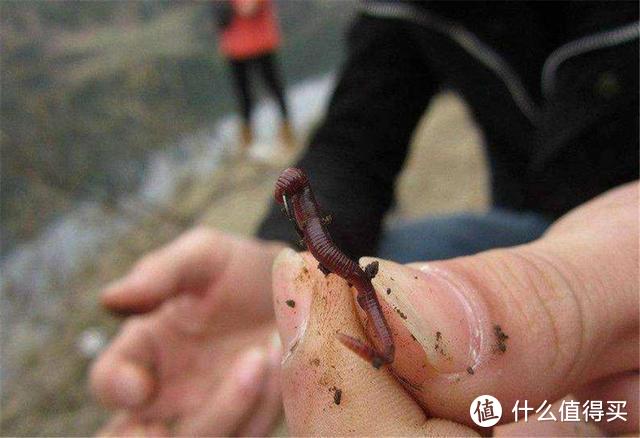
top-left (0, 1), bottom-right (487, 435)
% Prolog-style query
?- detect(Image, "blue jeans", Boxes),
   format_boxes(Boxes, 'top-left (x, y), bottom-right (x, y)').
top-left (378, 209), bottom-right (553, 263)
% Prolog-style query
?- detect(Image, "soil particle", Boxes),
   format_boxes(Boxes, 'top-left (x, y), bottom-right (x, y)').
top-left (333, 389), bottom-right (342, 405)
top-left (434, 331), bottom-right (449, 358)
top-left (395, 307), bottom-right (407, 320)
top-left (285, 299), bottom-right (296, 308)
top-left (386, 288), bottom-right (392, 295)
top-left (296, 266), bottom-right (311, 282)
top-left (329, 386), bottom-right (342, 405)
top-left (493, 324), bottom-right (509, 353)
top-left (310, 358), bottom-right (320, 367)
top-left (364, 261), bottom-right (379, 279)
top-left (466, 366), bottom-right (475, 375)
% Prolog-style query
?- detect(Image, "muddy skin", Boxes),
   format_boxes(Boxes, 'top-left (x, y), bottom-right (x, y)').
top-left (434, 331), bottom-right (443, 354)
top-left (493, 324), bottom-right (509, 353)
top-left (329, 386), bottom-right (342, 405)
top-left (433, 331), bottom-right (451, 360)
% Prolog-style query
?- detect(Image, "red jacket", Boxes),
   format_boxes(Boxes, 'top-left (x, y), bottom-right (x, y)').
top-left (219, 0), bottom-right (281, 60)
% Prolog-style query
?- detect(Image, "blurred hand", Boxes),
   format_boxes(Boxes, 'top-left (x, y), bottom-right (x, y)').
top-left (90, 227), bottom-right (284, 436)
top-left (272, 181), bottom-right (638, 436)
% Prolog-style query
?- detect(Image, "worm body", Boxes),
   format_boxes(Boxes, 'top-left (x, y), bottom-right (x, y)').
top-left (275, 167), bottom-right (395, 367)
top-left (274, 167), bottom-right (308, 203)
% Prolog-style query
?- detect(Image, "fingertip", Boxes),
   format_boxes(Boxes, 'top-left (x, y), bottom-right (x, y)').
top-left (100, 270), bottom-right (169, 315)
top-left (116, 362), bottom-right (154, 407)
top-left (101, 269), bottom-right (149, 305)
top-left (91, 359), bottom-right (154, 409)
top-left (101, 277), bottom-right (124, 302)
top-left (356, 258), bottom-right (480, 375)
top-left (272, 249), bottom-right (312, 359)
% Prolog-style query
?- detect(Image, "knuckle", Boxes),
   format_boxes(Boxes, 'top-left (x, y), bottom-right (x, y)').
top-left (503, 248), bottom-right (587, 380)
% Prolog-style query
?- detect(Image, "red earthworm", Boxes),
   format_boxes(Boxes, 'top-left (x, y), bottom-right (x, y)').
top-left (275, 167), bottom-right (395, 368)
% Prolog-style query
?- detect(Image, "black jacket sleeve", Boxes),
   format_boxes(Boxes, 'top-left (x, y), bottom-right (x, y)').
top-left (256, 15), bottom-right (440, 258)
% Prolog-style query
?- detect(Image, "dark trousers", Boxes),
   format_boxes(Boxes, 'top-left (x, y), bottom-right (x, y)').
top-left (229, 52), bottom-right (289, 123)
top-left (378, 209), bottom-right (552, 263)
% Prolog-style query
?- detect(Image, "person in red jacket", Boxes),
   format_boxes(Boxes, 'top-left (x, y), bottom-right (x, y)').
top-left (215, 0), bottom-right (294, 150)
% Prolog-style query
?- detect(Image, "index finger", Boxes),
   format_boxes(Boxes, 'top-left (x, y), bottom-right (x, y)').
top-left (101, 227), bottom-right (230, 314)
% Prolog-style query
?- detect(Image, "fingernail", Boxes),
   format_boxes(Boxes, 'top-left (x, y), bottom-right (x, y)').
top-left (236, 347), bottom-right (267, 387)
top-left (272, 248), bottom-right (311, 362)
top-left (364, 258), bottom-right (489, 374)
top-left (114, 363), bottom-right (148, 407)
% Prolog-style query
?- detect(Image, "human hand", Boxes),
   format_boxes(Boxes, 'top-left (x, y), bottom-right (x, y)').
top-left (90, 227), bottom-right (284, 436)
top-left (272, 182), bottom-right (638, 435)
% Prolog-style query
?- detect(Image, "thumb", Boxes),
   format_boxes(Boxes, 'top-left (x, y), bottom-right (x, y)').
top-left (355, 183), bottom-right (638, 426)
top-left (272, 248), bottom-right (476, 436)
